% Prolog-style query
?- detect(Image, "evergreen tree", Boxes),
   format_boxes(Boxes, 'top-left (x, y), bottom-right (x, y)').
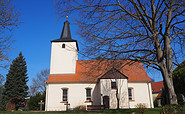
top-left (3, 52), bottom-right (29, 110)
top-left (0, 74), bottom-right (5, 110)
top-left (173, 60), bottom-right (185, 104)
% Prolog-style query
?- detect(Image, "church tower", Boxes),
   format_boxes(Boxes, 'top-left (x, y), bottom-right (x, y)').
top-left (50, 18), bottom-right (78, 74)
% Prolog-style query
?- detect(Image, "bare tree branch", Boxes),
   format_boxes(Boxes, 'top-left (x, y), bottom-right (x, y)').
top-left (56, 0), bottom-right (185, 104)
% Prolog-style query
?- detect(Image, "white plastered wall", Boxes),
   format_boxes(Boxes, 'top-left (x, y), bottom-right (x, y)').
top-left (128, 82), bottom-right (154, 108)
top-left (50, 42), bottom-right (78, 74)
top-left (100, 79), bottom-right (129, 109)
top-left (45, 83), bottom-right (101, 111)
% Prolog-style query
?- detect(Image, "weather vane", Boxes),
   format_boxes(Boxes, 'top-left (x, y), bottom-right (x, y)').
top-left (66, 16), bottom-right (68, 21)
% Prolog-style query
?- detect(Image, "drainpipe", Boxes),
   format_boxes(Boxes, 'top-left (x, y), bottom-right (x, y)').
top-left (147, 81), bottom-right (153, 108)
top-left (45, 82), bottom-right (48, 111)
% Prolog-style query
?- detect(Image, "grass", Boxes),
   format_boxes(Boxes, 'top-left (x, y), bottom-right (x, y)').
top-left (1, 107), bottom-right (185, 114)
top-left (0, 108), bottom-right (161, 114)
top-left (0, 110), bottom-right (88, 114)
top-left (102, 108), bottom-right (163, 114)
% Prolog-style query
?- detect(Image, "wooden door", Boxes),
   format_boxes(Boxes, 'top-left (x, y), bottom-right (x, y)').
top-left (103, 96), bottom-right (109, 109)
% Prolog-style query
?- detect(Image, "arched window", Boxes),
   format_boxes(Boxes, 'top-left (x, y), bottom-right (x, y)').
top-left (128, 88), bottom-right (134, 101)
top-left (85, 88), bottom-right (92, 101)
top-left (61, 88), bottom-right (68, 102)
top-left (62, 44), bottom-right (65, 48)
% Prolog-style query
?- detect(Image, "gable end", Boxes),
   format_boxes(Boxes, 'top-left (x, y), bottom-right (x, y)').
top-left (99, 67), bottom-right (128, 79)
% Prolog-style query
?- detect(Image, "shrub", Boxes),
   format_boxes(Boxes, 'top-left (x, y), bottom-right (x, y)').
top-left (177, 94), bottom-right (185, 105)
top-left (135, 103), bottom-right (147, 114)
top-left (74, 105), bottom-right (86, 110)
top-left (28, 92), bottom-right (45, 110)
top-left (163, 104), bottom-right (183, 114)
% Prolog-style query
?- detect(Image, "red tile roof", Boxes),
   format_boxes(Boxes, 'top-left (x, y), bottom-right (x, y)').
top-left (157, 93), bottom-right (162, 99)
top-left (151, 81), bottom-right (164, 93)
top-left (46, 60), bottom-right (151, 83)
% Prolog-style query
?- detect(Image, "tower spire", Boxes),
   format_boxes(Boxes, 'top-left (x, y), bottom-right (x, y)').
top-left (51, 17), bottom-right (79, 51)
top-left (60, 16), bottom-right (71, 39)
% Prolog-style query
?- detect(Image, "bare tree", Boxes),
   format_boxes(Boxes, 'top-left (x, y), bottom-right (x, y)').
top-left (55, 0), bottom-right (185, 104)
top-left (30, 69), bottom-right (50, 96)
top-left (0, 0), bottom-right (20, 68)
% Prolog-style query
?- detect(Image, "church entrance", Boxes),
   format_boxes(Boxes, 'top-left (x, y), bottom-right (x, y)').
top-left (103, 96), bottom-right (109, 109)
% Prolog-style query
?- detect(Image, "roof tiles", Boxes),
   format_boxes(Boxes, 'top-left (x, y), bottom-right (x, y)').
top-left (151, 81), bottom-right (164, 93)
top-left (46, 60), bottom-right (151, 83)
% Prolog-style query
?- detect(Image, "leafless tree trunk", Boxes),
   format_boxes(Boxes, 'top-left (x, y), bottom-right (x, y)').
top-left (116, 81), bottom-right (120, 109)
top-left (116, 88), bottom-right (119, 109)
top-left (55, 0), bottom-right (185, 104)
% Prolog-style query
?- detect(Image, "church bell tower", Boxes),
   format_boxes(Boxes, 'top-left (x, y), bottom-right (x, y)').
top-left (50, 17), bottom-right (78, 74)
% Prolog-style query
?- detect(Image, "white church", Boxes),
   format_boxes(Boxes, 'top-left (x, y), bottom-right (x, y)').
top-left (45, 19), bottom-right (154, 111)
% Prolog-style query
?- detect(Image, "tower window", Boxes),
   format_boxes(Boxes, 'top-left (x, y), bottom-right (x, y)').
top-left (62, 44), bottom-right (65, 48)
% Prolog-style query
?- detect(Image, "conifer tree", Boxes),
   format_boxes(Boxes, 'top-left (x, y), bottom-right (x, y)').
top-left (3, 52), bottom-right (29, 110)
top-left (0, 74), bottom-right (4, 110)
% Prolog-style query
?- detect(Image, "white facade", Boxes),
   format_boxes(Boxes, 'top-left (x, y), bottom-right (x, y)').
top-left (45, 83), bottom-right (100, 111)
top-left (45, 81), bottom-right (153, 111)
top-left (50, 42), bottom-right (78, 75)
top-left (128, 82), bottom-right (153, 108)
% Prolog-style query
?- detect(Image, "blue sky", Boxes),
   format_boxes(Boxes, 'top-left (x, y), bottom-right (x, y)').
top-left (1, 0), bottom-right (163, 86)
top-left (1, 0), bottom-right (81, 85)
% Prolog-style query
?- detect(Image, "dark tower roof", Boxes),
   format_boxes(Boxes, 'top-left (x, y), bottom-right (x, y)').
top-left (60, 20), bottom-right (72, 39)
top-left (51, 18), bottom-right (79, 50)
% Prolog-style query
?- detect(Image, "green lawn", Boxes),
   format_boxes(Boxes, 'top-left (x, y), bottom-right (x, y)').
top-left (103, 108), bottom-right (163, 114)
top-left (0, 108), bottom-right (162, 114)
top-left (1, 107), bottom-right (185, 114)
top-left (0, 111), bottom-right (88, 114)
